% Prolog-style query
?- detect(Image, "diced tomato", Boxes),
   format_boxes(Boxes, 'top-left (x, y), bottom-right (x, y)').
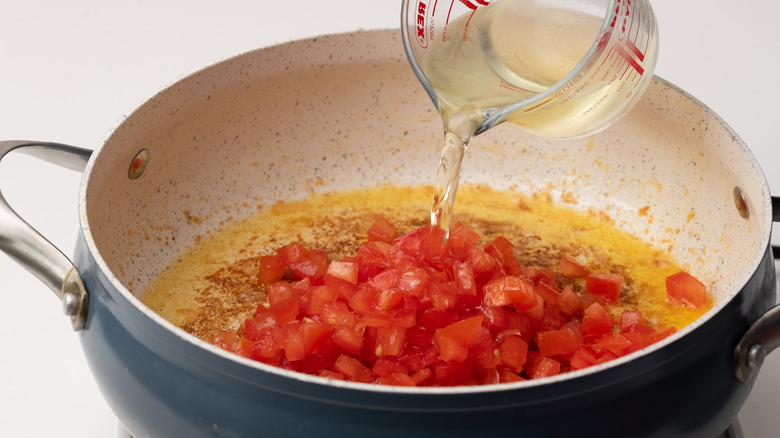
top-left (331, 325), bottom-right (365, 355)
top-left (537, 310), bottom-right (567, 331)
top-left (274, 323), bottom-right (305, 362)
top-left (449, 222), bottom-right (480, 245)
top-left (326, 260), bottom-right (359, 285)
top-left (367, 217), bottom-right (397, 243)
top-left (318, 370), bottom-right (345, 380)
top-left (356, 241), bottom-right (391, 280)
top-left (560, 254), bottom-right (590, 278)
top-left (536, 329), bottom-right (581, 357)
top-left (619, 310), bottom-right (645, 330)
top-left (527, 356), bottom-right (561, 379)
top-left (360, 311), bottom-right (394, 328)
top-left (214, 329), bottom-right (253, 358)
top-left (277, 242), bottom-right (308, 265)
top-left (372, 357), bottom-right (408, 377)
top-left (535, 282), bottom-right (560, 308)
top-left (585, 273), bottom-right (624, 304)
top-left (218, 221), bottom-right (702, 387)
top-left (483, 276), bottom-right (536, 310)
top-left (558, 285), bottom-right (583, 317)
top-left (581, 302), bottom-right (613, 339)
top-left (592, 334), bottom-right (632, 355)
top-left (498, 334), bottom-right (528, 373)
top-left (645, 326), bottom-right (677, 344)
top-left (243, 314), bottom-right (275, 341)
top-left (332, 354), bottom-right (375, 383)
top-left (323, 274), bottom-right (358, 301)
top-left (258, 254), bottom-right (286, 283)
top-left (301, 320), bottom-right (334, 355)
top-left (666, 271), bottom-right (707, 308)
top-left (374, 288), bottom-right (405, 310)
top-left (466, 246), bottom-right (496, 278)
top-left (397, 266), bottom-right (430, 296)
top-left (452, 261), bottom-right (477, 296)
top-left (375, 326), bottom-right (407, 357)
top-left (269, 298), bottom-right (300, 325)
top-left (304, 285), bottom-right (338, 315)
top-left (498, 366), bottom-right (526, 383)
top-left (435, 361), bottom-right (475, 386)
top-left (433, 316), bottom-right (484, 363)
top-left (289, 249), bottom-right (329, 282)
top-left (527, 267), bottom-right (560, 292)
top-left (524, 294), bottom-right (545, 322)
top-left (569, 345), bottom-right (599, 370)
top-left (485, 236), bottom-right (514, 261)
top-left (428, 281), bottom-right (458, 312)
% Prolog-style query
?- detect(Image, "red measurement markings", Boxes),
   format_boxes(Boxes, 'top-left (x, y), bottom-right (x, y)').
top-left (615, 42), bottom-right (644, 76)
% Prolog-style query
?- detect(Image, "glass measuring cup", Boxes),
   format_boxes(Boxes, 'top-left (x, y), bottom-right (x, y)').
top-left (401, 0), bottom-right (659, 139)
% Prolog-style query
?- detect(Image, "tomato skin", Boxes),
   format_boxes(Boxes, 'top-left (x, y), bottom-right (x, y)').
top-left (666, 271), bottom-right (707, 308)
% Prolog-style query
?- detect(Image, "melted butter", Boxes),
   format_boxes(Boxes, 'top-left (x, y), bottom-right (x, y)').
top-left (142, 184), bottom-right (710, 342)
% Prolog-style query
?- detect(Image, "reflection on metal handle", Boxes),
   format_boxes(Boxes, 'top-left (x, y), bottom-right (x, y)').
top-left (734, 306), bottom-right (780, 383)
top-left (0, 141), bottom-right (92, 331)
top-left (734, 196), bottom-right (780, 383)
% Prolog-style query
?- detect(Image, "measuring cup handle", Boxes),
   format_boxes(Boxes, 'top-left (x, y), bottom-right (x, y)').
top-left (0, 140), bottom-right (92, 330)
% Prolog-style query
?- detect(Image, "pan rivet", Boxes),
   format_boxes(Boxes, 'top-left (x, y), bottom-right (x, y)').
top-left (747, 344), bottom-right (766, 370)
top-left (733, 187), bottom-right (749, 219)
top-left (128, 149), bottom-right (150, 180)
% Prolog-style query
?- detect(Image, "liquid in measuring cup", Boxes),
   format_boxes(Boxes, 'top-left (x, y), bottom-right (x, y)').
top-left (403, 0), bottom-right (658, 231)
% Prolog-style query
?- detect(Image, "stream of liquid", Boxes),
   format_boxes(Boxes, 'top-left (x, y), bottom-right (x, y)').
top-left (426, 0), bottom-right (604, 231)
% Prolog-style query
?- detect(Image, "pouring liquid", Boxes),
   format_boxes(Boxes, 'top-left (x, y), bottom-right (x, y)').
top-left (426, 0), bottom-right (604, 231)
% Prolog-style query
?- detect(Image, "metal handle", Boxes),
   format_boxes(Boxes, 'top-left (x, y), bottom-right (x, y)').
top-left (0, 141), bottom-right (92, 331)
top-left (734, 196), bottom-right (780, 383)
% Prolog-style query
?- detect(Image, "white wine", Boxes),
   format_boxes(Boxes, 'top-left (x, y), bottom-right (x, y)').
top-left (422, 0), bottom-right (658, 230)
top-left (422, 0), bottom-right (631, 137)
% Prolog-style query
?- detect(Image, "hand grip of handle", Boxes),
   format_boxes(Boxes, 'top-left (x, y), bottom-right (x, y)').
top-left (734, 196), bottom-right (780, 383)
top-left (0, 140), bottom-right (92, 330)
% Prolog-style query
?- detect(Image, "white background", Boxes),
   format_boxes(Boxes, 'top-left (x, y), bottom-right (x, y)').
top-left (1, 1), bottom-right (778, 436)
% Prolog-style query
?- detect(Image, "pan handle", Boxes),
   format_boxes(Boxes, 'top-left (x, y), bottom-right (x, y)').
top-left (734, 196), bottom-right (780, 383)
top-left (0, 140), bottom-right (92, 331)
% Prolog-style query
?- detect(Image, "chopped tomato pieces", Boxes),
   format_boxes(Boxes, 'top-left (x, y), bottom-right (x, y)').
top-left (212, 217), bottom-right (700, 386)
top-left (367, 217), bottom-right (397, 244)
top-left (666, 271), bottom-right (707, 308)
top-left (560, 254), bottom-right (590, 278)
top-left (585, 273), bottom-right (624, 304)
